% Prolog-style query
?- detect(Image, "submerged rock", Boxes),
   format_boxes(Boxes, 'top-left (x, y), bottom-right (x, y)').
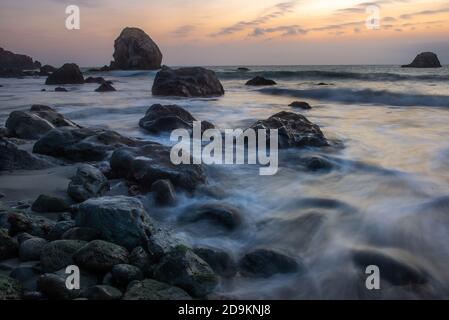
top-left (250, 111), bottom-right (328, 148)
top-left (289, 101), bottom-right (312, 110)
top-left (238, 249), bottom-right (301, 278)
top-left (54, 87), bottom-right (67, 92)
top-left (153, 246), bottom-right (218, 297)
top-left (179, 203), bottom-right (242, 231)
top-left (193, 247), bottom-right (237, 278)
top-left (401, 52), bottom-right (442, 68)
top-left (95, 82), bottom-right (116, 92)
top-left (123, 279), bottom-right (191, 300)
top-left (74, 240), bottom-right (129, 272)
top-left (110, 27), bottom-right (162, 70)
top-left (152, 66), bottom-right (224, 97)
top-left (110, 144), bottom-right (206, 191)
top-left (151, 179), bottom-right (177, 206)
top-left (0, 139), bottom-right (53, 171)
top-left (45, 63), bottom-right (84, 85)
top-left (85, 76), bottom-right (107, 84)
top-left (67, 164), bottom-right (110, 203)
top-left (245, 76), bottom-right (276, 86)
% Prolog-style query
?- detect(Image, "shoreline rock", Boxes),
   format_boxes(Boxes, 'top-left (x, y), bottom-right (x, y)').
top-left (245, 76), bottom-right (276, 86)
top-left (401, 52), bottom-right (442, 68)
top-left (45, 63), bottom-right (84, 85)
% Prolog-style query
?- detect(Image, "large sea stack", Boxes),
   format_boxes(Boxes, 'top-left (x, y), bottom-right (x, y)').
top-left (110, 27), bottom-right (162, 70)
top-left (401, 52), bottom-right (442, 68)
top-left (0, 47), bottom-right (41, 70)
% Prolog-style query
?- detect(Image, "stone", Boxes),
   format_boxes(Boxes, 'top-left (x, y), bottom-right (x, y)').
top-left (237, 67), bottom-right (250, 71)
top-left (74, 196), bottom-right (153, 251)
top-left (36, 273), bottom-right (75, 300)
top-left (85, 76), bottom-right (106, 84)
top-left (0, 275), bottom-right (21, 300)
top-left (152, 66), bottom-right (224, 97)
top-left (238, 249), bottom-right (301, 278)
top-left (129, 246), bottom-right (153, 276)
top-left (0, 139), bottom-right (53, 171)
top-left (300, 156), bottom-right (333, 172)
top-left (31, 195), bottom-right (70, 213)
top-left (402, 52), bottom-right (442, 68)
top-left (178, 203), bottom-right (242, 231)
top-left (0, 228), bottom-right (19, 260)
top-left (123, 279), bottom-right (191, 300)
top-left (19, 237), bottom-right (47, 262)
top-left (151, 179), bottom-right (177, 206)
top-left (74, 240), bottom-right (129, 273)
top-left (40, 240), bottom-right (87, 272)
top-left (62, 227), bottom-right (101, 242)
top-left (0, 47), bottom-right (40, 70)
top-left (250, 111), bottom-right (328, 148)
top-left (82, 285), bottom-right (122, 300)
top-left (289, 101), bottom-right (312, 110)
top-left (54, 87), bottom-right (67, 92)
top-left (47, 220), bottom-right (75, 241)
top-left (110, 27), bottom-right (162, 70)
top-left (9, 266), bottom-right (41, 292)
top-left (193, 247), bottom-right (237, 278)
top-left (45, 63), bottom-right (84, 85)
top-left (67, 164), bottom-right (110, 202)
top-left (245, 76), bottom-right (276, 86)
top-left (111, 264), bottom-right (143, 288)
top-left (95, 82), bottom-right (116, 92)
top-left (8, 212), bottom-right (56, 239)
top-left (153, 246), bottom-right (218, 297)
top-left (40, 65), bottom-right (57, 75)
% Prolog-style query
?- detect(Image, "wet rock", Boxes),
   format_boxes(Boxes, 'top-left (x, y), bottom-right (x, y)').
top-left (45, 63), bottom-right (84, 85)
top-left (9, 266), bottom-right (41, 292)
top-left (110, 27), bottom-right (162, 70)
top-left (245, 76), bottom-right (276, 86)
top-left (19, 237), bottom-right (47, 262)
top-left (402, 52), bottom-right (442, 68)
top-left (0, 47), bottom-right (40, 70)
top-left (0, 228), bottom-right (19, 260)
top-left (16, 233), bottom-right (35, 244)
top-left (40, 65), bottom-right (56, 75)
top-left (82, 285), bottom-right (122, 300)
top-left (152, 66), bottom-right (224, 97)
top-left (139, 104), bottom-right (214, 134)
top-left (47, 220), bottom-right (75, 241)
top-left (0, 148), bottom-right (18, 168)
top-left (31, 195), bottom-right (70, 213)
top-left (62, 227), bottom-right (101, 242)
top-left (67, 164), bottom-right (110, 203)
top-left (54, 87), bottom-right (67, 92)
top-left (111, 264), bottom-right (143, 288)
top-left (123, 279), bottom-right (191, 300)
top-left (85, 76), bottom-right (106, 84)
top-left (0, 275), bottom-right (21, 300)
top-left (250, 111), bottom-right (328, 148)
top-left (179, 203), bottom-right (242, 231)
top-left (33, 127), bottom-right (142, 162)
top-left (351, 246), bottom-right (429, 285)
top-left (74, 196), bottom-right (153, 251)
top-left (74, 240), bottom-right (129, 273)
top-left (95, 82), bottom-right (116, 92)
top-left (129, 246), bottom-right (153, 276)
top-left (193, 247), bottom-right (237, 278)
top-left (289, 101), bottom-right (312, 110)
top-left (8, 212), bottom-right (56, 238)
top-left (238, 249), bottom-right (301, 278)
top-left (36, 273), bottom-right (75, 300)
top-left (151, 179), bottom-right (177, 206)
top-left (153, 246), bottom-right (218, 297)
top-left (40, 240), bottom-right (87, 272)
top-left (237, 67), bottom-right (250, 71)
top-left (300, 156), bottom-right (333, 172)
top-left (110, 144), bottom-right (206, 192)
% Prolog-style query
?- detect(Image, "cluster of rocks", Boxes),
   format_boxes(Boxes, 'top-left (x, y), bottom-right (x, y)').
top-left (0, 47), bottom-right (41, 78)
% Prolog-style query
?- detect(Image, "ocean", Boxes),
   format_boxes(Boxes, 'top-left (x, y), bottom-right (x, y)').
top-left (1, 65), bottom-right (449, 299)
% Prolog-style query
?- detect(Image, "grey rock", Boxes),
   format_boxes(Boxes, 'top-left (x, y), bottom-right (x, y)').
top-left (47, 220), bottom-right (75, 241)
top-left (40, 240), bottom-right (87, 272)
top-left (54, 87), bottom-right (67, 92)
top-left (151, 179), bottom-right (177, 206)
top-left (245, 76), bottom-right (276, 86)
top-left (31, 194), bottom-right (70, 213)
top-left (74, 240), bottom-right (129, 273)
top-left (193, 247), bottom-right (237, 278)
top-left (289, 101), bottom-right (312, 110)
top-left (45, 63), bottom-right (84, 85)
top-left (129, 246), bottom-right (153, 276)
top-left (238, 249), bottom-right (301, 278)
top-left (402, 52), bottom-right (442, 68)
top-left (19, 237), bottom-right (47, 262)
top-left (68, 164), bottom-right (110, 202)
top-left (7, 212), bottom-right (56, 238)
top-left (123, 279), bottom-right (191, 300)
top-left (0, 138), bottom-right (53, 171)
top-left (0, 228), bottom-right (19, 260)
top-left (9, 266), bottom-right (41, 292)
top-left (111, 264), bottom-right (143, 288)
top-left (62, 227), bottom-right (101, 242)
top-left (179, 203), bottom-right (242, 231)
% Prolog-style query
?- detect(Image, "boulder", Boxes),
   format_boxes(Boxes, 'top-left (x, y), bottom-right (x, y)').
top-left (9, 266), bottom-right (41, 292)
top-left (62, 227), bottom-right (101, 242)
top-left (289, 101), bottom-right (312, 110)
top-left (123, 279), bottom-right (191, 300)
top-left (40, 240), bottom-right (87, 272)
top-left (0, 275), bottom-right (21, 300)
top-left (95, 82), bottom-right (116, 92)
top-left (0, 228), bottom-right (19, 260)
top-left (237, 67), bottom-right (250, 71)
top-left (300, 156), bottom-right (333, 172)
top-left (82, 285), bottom-right (122, 300)
top-left (31, 195), bottom-right (70, 213)
top-left (179, 203), bottom-right (242, 231)
top-left (238, 249), bottom-right (302, 278)
top-left (47, 220), bottom-right (75, 241)
top-left (250, 111), bottom-right (328, 148)
top-left (67, 164), bottom-right (110, 203)
top-left (0, 139), bottom-right (53, 171)
top-left (402, 52), bottom-right (442, 68)
top-left (8, 212), bottom-right (56, 239)
top-left (54, 87), bottom-right (68, 92)
top-left (73, 240), bottom-right (129, 273)
top-left (151, 179), bottom-right (177, 206)
top-left (40, 65), bottom-right (57, 75)
top-left (74, 196), bottom-right (153, 251)
top-left (33, 127), bottom-right (143, 162)
top-left (19, 237), bottom-right (47, 262)
top-left (45, 63), bottom-right (84, 85)
top-left (5, 105), bottom-right (79, 140)
top-left (110, 144), bottom-right (206, 192)
top-left (129, 246), bottom-right (153, 276)
top-left (245, 76), bottom-right (276, 86)
top-left (110, 27), bottom-right (162, 70)
top-left (111, 264), bottom-right (143, 288)
top-left (153, 246), bottom-right (218, 297)
top-left (0, 47), bottom-right (40, 70)
top-left (193, 247), bottom-right (237, 278)
top-left (85, 76), bottom-right (106, 84)
top-left (139, 104), bottom-right (214, 134)
top-left (152, 66), bottom-right (224, 97)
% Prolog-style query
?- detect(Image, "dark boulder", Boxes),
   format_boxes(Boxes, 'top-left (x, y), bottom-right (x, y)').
top-left (193, 247), bottom-right (237, 278)
top-left (245, 76), bottom-right (276, 86)
top-left (0, 47), bottom-right (40, 70)
top-left (110, 27), bottom-right (162, 70)
top-left (31, 195), bottom-right (70, 213)
top-left (0, 139), bottom-right (53, 171)
top-left (179, 203), bottom-right (242, 231)
top-left (95, 82), bottom-right (116, 92)
top-left (45, 63), bottom-right (84, 85)
top-left (237, 67), bottom-right (250, 71)
top-left (54, 87), bottom-right (67, 92)
top-left (62, 227), bottom-right (101, 242)
top-left (19, 237), bottom-right (47, 262)
top-left (151, 179), bottom-right (177, 206)
top-left (8, 212), bottom-right (56, 239)
top-left (111, 264), bottom-right (143, 288)
top-left (250, 111), bottom-right (328, 148)
top-left (74, 240), bottom-right (129, 273)
top-left (238, 249), bottom-right (302, 278)
top-left (289, 101), bottom-right (312, 110)
top-left (129, 246), bottom-right (153, 276)
top-left (47, 220), bottom-right (75, 241)
top-left (85, 76), bottom-right (106, 84)
top-left (0, 228), bottom-right (19, 260)
top-left (402, 52), bottom-right (442, 68)
top-left (67, 164), bottom-right (110, 202)
top-left (40, 240), bottom-right (87, 272)
top-left (152, 66), bottom-right (224, 97)
top-left (40, 65), bottom-right (57, 75)
top-left (123, 279), bottom-right (191, 300)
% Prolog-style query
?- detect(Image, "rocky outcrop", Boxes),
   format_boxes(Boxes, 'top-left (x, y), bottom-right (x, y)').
top-left (151, 179), bottom-right (177, 206)
top-left (95, 83), bottom-right (116, 92)
top-left (139, 104), bottom-right (214, 134)
top-left (0, 47), bottom-right (40, 70)
top-left (45, 63), bottom-right (84, 85)
top-left (402, 52), bottom-right (442, 68)
top-left (0, 139), bottom-right (53, 171)
top-left (152, 66), bottom-right (224, 97)
top-left (250, 111), bottom-right (328, 148)
top-left (110, 144), bottom-right (206, 191)
top-left (245, 76), bottom-right (276, 86)
top-left (5, 105), bottom-right (80, 140)
top-left (110, 27), bottom-right (162, 70)
top-left (238, 249), bottom-right (302, 278)
top-left (67, 164), bottom-right (110, 203)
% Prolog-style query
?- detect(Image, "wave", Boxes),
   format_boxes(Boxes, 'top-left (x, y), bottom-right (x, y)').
top-left (259, 87), bottom-right (449, 107)
top-left (216, 70), bottom-right (449, 82)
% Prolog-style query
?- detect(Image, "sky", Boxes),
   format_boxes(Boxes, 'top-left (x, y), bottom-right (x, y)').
top-left (0, 0), bottom-right (448, 66)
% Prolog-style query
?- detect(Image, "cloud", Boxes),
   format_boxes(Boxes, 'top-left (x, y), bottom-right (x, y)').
top-left (249, 25), bottom-right (307, 37)
top-left (172, 25), bottom-right (195, 38)
top-left (399, 6), bottom-right (449, 19)
top-left (337, 0), bottom-right (410, 14)
top-left (210, 0), bottom-right (299, 37)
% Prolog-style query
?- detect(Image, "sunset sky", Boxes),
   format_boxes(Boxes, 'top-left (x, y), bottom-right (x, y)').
top-left (1, 0), bottom-right (448, 66)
